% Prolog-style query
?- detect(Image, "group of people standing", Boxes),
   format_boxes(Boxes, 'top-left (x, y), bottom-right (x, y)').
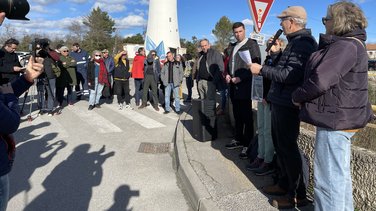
top-left (232, 2), bottom-right (372, 210)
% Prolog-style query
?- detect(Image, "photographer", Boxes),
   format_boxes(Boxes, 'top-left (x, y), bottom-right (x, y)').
top-left (0, 1), bottom-right (45, 210)
top-left (0, 38), bottom-right (23, 85)
top-left (35, 39), bottom-right (60, 116)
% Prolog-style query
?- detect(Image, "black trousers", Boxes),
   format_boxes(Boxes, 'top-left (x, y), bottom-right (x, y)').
top-left (232, 99), bottom-right (253, 147)
top-left (114, 80), bottom-right (130, 104)
top-left (142, 75), bottom-right (158, 106)
top-left (185, 76), bottom-right (193, 100)
top-left (271, 104), bottom-right (306, 199)
top-left (56, 85), bottom-right (72, 106)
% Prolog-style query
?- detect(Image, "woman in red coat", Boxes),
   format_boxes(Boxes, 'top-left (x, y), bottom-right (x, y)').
top-left (131, 47), bottom-right (145, 106)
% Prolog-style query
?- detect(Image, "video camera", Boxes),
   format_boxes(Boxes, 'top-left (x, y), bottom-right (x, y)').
top-left (0, 0), bottom-right (30, 20)
top-left (31, 38), bottom-right (50, 59)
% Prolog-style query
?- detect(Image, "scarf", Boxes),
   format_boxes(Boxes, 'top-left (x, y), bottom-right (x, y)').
top-left (94, 58), bottom-right (110, 87)
top-left (231, 38), bottom-right (248, 75)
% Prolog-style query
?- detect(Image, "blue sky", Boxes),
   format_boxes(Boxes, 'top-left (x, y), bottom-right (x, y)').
top-left (4, 0), bottom-right (376, 43)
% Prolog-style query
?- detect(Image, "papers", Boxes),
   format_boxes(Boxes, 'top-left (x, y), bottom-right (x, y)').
top-left (239, 50), bottom-right (252, 65)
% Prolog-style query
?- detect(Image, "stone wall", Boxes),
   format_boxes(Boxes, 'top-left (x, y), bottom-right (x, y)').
top-left (298, 128), bottom-right (376, 211)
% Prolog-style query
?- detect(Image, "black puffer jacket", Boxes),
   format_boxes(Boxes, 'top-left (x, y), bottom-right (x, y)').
top-left (261, 29), bottom-right (318, 108)
top-left (228, 38), bottom-right (261, 100)
top-left (292, 29), bottom-right (373, 130)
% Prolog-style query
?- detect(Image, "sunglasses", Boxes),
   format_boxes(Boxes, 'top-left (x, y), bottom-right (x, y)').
top-left (322, 17), bottom-right (332, 25)
top-left (62, 50), bottom-right (69, 52)
top-left (95, 55), bottom-right (101, 57)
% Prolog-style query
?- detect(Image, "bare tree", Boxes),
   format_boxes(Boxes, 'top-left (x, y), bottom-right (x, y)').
top-left (68, 20), bottom-right (85, 42)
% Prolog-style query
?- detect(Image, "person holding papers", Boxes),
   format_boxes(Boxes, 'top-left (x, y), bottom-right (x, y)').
top-left (224, 22), bottom-right (261, 160)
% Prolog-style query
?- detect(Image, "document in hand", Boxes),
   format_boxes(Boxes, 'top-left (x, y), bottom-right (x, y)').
top-left (239, 50), bottom-right (252, 65)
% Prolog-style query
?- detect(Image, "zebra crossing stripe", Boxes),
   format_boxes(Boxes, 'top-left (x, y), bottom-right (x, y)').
top-left (67, 106), bottom-right (122, 133)
top-left (104, 104), bottom-right (166, 129)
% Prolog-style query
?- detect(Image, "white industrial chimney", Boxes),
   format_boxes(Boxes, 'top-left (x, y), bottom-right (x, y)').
top-left (144, 0), bottom-right (181, 59)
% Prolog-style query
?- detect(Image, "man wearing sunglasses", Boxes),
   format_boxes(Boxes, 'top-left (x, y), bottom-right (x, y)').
top-left (0, 1), bottom-right (45, 210)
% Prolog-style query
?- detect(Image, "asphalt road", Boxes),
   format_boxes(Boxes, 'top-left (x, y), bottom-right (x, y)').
top-left (8, 79), bottom-right (192, 211)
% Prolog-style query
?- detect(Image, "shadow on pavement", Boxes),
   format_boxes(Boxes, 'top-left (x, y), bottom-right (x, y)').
top-left (22, 144), bottom-right (115, 211)
top-left (106, 185), bottom-right (140, 211)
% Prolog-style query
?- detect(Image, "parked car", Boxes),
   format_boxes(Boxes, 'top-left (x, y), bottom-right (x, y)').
top-left (369, 60), bottom-right (376, 71)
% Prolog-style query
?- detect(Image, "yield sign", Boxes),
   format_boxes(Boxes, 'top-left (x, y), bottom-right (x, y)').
top-left (247, 0), bottom-right (275, 33)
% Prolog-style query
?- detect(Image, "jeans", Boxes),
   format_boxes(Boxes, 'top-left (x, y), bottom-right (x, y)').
top-left (0, 174), bottom-right (9, 211)
top-left (314, 128), bottom-right (355, 211)
top-left (257, 102), bottom-right (274, 163)
top-left (134, 79), bottom-right (143, 105)
top-left (220, 88), bottom-right (228, 110)
top-left (88, 78), bottom-right (104, 106)
top-left (164, 83), bottom-right (180, 112)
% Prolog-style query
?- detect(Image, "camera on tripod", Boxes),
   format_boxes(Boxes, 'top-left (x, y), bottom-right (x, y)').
top-left (31, 38), bottom-right (50, 59)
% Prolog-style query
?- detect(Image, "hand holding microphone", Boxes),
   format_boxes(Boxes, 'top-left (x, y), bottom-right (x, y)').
top-left (265, 29), bottom-right (283, 52)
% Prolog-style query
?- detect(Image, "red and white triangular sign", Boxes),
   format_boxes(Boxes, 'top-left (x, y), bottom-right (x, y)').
top-left (247, 0), bottom-right (275, 33)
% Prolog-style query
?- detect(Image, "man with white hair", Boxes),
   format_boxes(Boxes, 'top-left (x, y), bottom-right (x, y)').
top-left (250, 6), bottom-right (318, 209)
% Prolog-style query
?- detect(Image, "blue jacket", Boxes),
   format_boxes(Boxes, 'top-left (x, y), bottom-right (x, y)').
top-left (70, 49), bottom-right (89, 74)
top-left (0, 75), bottom-right (32, 176)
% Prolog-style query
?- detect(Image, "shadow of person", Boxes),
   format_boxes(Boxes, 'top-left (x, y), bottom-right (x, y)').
top-left (106, 185), bottom-right (140, 211)
top-left (14, 121), bottom-right (51, 144)
top-left (23, 144), bottom-right (115, 211)
top-left (9, 132), bottom-right (66, 200)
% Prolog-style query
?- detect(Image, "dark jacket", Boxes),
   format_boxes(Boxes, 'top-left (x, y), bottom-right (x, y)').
top-left (70, 49), bottom-right (89, 74)
top-left (144, 57), bottom-right (161, 83)
top-left (261, 28), bottom-right (318, 108)
top-left (292, 29), bottom-right (373, 130)
top-left (228, 38), bottom-right (261, 100)
top-left (113, 58), bottom-right (130, 80)
top-left (1, 75), bottom-right (33, 176)
top-left (0, 47), bottom-right (22, 84)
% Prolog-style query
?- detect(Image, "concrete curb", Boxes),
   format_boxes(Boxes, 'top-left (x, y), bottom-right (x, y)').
top-left (173, 110), bottom-right (221, 211)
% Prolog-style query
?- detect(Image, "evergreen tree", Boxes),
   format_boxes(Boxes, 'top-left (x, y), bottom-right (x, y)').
top-left (82, 7), bottom-right (115, 54)
top-left (212, 16), bottom-right (233, 52)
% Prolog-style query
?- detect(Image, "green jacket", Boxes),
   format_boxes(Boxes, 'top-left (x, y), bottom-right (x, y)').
top-left (56, 55), bottom-right (77, 87)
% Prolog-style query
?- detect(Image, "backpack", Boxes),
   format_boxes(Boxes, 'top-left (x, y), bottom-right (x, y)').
top-left (52, 61), bottom-right (61, 78)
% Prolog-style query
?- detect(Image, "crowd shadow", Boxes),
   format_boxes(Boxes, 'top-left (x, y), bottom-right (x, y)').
top-left (106, 185), bottom-right (140, 211)
top-left (22, 144), bottom-right (115, 211)
top-left (9, 132), bottom-right (67, 200)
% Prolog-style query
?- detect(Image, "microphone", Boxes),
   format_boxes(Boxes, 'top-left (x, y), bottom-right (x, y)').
top-left (265, 29), bottom-right (283, 52)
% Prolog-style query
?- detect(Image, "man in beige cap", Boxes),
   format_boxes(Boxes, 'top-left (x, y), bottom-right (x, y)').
top-left (250, 5), bottom-right (318, 209)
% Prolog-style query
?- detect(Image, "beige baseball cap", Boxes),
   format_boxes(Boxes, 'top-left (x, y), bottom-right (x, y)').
top-left (277, 6), bottom-right (307, 20)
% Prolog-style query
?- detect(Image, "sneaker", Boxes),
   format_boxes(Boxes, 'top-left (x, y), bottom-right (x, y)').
top-left (88, 105), bottom-right (94, 110)
top-left (95, 104), bottom-right (101, 108)
top-left (176, 110), bottom-right (182, 115)
top-left (262, 184), bottom-right (287, 196)
top-left (47, 111), bottom-right (53, 116)
top-left (254, 162), bottom-right (275, 176)
top-left (225, 139), bottom-right (242, 150)
top-left (153, 105), bottom-right (160, 111)
top-left (239, 147), bottom-right (248, 159)
top-left (163, 111), bottom-right (170, 114)
top-left (118, 103), bottom-right (123, 110)
top-left (246, 157), bottom-right (264, 171)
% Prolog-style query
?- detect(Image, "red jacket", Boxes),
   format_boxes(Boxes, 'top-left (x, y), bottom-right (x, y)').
top-left (131, 54), bottom-right (145, 79)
